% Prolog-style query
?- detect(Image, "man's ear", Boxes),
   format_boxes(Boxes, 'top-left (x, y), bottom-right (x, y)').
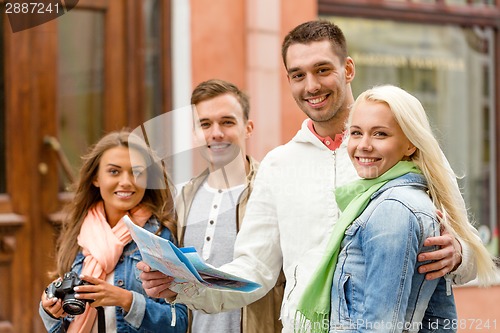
top-left (345, 57), bottom-right (355, 83)
top-left (245, 120), bottom-right (254, 139)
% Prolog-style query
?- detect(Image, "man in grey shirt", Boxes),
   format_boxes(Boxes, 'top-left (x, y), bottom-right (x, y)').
top-left (174, 79), bottom-right (284, 333)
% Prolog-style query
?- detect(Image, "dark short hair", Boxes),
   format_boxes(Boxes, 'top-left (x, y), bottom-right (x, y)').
top-left (191, 79), bottom-right (250, 121)
top-left (281, 20), bottom-right (348, 69)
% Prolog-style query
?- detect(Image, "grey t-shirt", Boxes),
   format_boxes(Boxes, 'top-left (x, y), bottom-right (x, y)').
top-left (184, 181), bottom-right (245, 333)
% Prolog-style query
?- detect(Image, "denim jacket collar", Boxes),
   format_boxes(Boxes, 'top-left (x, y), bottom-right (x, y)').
top-left (371, 172), bottom-right (428, 201)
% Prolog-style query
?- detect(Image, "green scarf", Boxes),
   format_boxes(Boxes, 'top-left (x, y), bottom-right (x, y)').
top-left (295, 161), bottom-right (421, 333)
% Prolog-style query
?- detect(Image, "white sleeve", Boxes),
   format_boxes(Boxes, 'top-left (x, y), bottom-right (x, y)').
top-left (449, 227), bottom-right (480, 285)
top-left (174, 158), bottom-right (283, 312)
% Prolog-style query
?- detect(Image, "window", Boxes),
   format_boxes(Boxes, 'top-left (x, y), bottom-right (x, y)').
top-left (57, 9), bottom-right (105, 188)
top-left (143, 0), bottom-right (163, 119)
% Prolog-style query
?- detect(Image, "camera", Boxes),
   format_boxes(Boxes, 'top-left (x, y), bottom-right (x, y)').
top-left (46, 271), bottom-right (92, 315)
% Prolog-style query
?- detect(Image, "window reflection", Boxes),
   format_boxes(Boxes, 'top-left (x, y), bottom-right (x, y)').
top-left (57, 10), bottom-right (104, 190)
top-left (325, 16), bottom-right (497, 254)
top-left (142, 0), bottom-right (175, 182)
top-left (143, 0), bottom-right (163, 119)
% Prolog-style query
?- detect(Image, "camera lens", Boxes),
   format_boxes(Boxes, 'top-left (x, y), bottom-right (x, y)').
top-left (62, 299), bottom-right (87, 315)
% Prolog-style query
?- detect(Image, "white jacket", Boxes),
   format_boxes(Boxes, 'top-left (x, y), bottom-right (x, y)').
top-left (175, 119), bottom-right (477, 332)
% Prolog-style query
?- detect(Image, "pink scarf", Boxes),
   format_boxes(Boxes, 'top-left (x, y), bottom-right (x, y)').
top-left (68, 201), bottom-right (151, 333)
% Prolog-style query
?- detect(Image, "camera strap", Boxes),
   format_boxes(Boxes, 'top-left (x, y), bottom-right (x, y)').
top-left (96, 306), bottom-right (106, 333)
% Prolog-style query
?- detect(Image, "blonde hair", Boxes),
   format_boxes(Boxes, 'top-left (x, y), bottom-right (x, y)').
top-left (348, 84), bottom-right (497, 285)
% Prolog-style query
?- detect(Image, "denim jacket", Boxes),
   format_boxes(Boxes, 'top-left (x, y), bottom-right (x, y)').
top-left (39, 218), bottom-right (188, 333)
top-left (329, 173), bottom-right (456, 333)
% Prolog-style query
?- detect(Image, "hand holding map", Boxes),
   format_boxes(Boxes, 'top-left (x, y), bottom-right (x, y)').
top-left (123, 215), bottom-right (261, 295)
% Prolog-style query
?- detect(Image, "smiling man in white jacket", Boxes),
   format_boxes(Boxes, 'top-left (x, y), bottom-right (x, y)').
top-left (138, 20), bottom-right (477, 332)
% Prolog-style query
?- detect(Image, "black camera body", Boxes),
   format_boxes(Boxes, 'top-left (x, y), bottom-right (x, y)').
top-left (46, 271), bottom-right (92, 315)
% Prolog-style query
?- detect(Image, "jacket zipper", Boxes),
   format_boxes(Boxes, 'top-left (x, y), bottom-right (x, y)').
top-left (283, 265), bottom-right (299, 317)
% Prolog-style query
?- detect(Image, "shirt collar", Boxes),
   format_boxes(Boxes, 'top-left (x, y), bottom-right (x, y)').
top-left (307, 119), bottom-right (344, 151)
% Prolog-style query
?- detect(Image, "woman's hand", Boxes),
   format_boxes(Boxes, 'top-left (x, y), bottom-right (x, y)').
top-left (41, 288), bottom-right (66, 319)
top-left (74, 275), bottom-right (133, 312)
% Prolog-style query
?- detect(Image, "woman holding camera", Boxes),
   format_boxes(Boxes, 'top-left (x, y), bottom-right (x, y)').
top-left (39, 130), bottom-right (187, 333)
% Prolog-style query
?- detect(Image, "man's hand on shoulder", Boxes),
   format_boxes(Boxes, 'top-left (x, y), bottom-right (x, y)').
top-left (418, 225), bottom-right (462, 280)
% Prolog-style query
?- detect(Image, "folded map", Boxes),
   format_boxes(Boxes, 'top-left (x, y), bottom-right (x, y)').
top-left (123, 215), bottom-right (261, 294)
